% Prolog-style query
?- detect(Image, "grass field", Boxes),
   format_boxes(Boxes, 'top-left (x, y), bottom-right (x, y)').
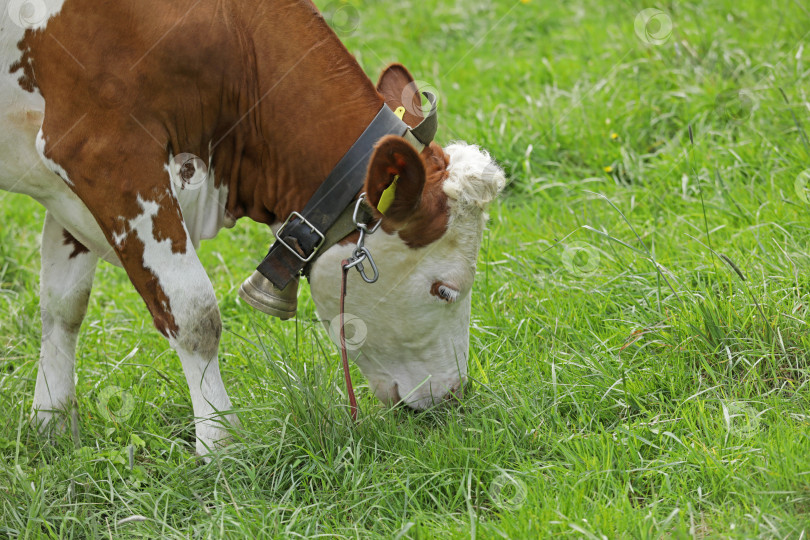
top-left (2, 0), bottom-right (810, 537)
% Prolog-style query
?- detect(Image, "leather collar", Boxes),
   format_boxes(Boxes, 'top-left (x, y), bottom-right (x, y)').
top-left (255, 94), bottom-right (437, 289)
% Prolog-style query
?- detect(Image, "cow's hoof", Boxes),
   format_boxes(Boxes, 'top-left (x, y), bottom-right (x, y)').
top-left (238, 271), bottom-right (298, 319)
top-left (195, 413), bottom-right (240, 462)
top-left (31, 406), bottom-right (79, 445)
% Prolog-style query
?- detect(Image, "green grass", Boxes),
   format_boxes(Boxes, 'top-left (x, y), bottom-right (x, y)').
top-left (2, 0), bottom-right (810, 537)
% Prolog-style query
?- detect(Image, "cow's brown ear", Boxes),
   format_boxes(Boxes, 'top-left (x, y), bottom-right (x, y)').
top-left (364, 135), bottom-right (425, 225)
top-left (376, 63), bottom-right (423, 128)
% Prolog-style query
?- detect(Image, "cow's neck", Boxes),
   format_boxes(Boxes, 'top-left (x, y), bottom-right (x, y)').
top-left (221, 1), bottom-right (383, 227)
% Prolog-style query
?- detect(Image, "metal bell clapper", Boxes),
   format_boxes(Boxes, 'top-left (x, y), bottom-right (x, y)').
top-left (238, 271), bottom-right (298, 320)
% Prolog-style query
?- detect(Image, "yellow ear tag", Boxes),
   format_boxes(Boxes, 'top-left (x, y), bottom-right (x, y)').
top-left (378, 108), bottom-right (404, 215)
top-left (377, 175), bottom-right (399, 215)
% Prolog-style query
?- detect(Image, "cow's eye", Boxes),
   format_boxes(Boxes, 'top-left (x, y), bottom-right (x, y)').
top-left (431, 281), bottom-right (459, 303)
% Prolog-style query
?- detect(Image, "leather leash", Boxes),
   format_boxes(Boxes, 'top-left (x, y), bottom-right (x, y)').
top-left (336, 195), bottom-right (382, 421)
top-left (339, 259), bottom-right (359, 421)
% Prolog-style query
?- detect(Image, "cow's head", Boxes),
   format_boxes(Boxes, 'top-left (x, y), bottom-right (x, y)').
top-left (308, 65), bottom-right (506, 410)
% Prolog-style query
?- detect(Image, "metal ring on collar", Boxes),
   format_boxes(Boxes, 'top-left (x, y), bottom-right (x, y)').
top-left (353, 194), bottom-right (382, 234)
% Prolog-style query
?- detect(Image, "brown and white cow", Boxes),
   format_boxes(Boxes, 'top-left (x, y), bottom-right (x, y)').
top-left (0, 0), bottom-right (505, 455)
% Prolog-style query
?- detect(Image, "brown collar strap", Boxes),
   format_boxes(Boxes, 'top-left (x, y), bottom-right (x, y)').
top-left (255, 94), bottom-right (438, 290)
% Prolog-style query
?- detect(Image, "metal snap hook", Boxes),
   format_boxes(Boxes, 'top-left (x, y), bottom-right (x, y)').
top-left (343, 194), bottom-right (381, 284)
top-left (353, 193), bottom-right (382, 234)
top-left (355, 247), bottom-right (379, 283)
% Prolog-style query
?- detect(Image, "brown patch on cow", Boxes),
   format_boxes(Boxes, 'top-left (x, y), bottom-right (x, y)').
top-left (151, 197), bottom-right (187, 254)
top-left (336, 141), bottom-right (451, 249)
top-left (365, 136), bottom-right (425, 225)
top-left (61, 230), bottom-right (90, 258)
top-left (381, 142), bottom-right (450, 249)
top-left (117, 230), bottom-right (180, 339)
top-left (348, 140), bottom-right (450, 250)
top-left (10, 33), bottom-right (38, 93)
top-left (396, 143), bottom-right (450, 248)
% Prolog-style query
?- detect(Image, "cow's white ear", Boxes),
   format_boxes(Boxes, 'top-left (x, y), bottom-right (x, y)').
top-left (376, 63), bottom-right (423, 128)
top-left (364, 135), bottom-right (426, 225)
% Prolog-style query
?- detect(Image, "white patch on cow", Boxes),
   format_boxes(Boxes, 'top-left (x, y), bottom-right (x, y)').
top-left (35, 128), bottom-right (72, 184)
top-left (309, 143), bottom-right (506, 410)
top-left (0, 7), bottom-right (46, 194)
top-left (112, 230), bottom-right (127, 248)
top-left (126, 194), bottom-right (207, 323)
top-left (166, 151), bottom-right (233, 249)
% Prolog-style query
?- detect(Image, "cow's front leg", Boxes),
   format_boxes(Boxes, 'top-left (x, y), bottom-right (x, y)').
top-left (33, 212), bottom-right (98, 432)
top-left (112, 194), bottom-right (236, 456)
top-left (36, 111), bottom-right (235, 455)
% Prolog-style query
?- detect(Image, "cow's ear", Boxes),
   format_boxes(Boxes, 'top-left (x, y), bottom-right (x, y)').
top-left (364, 135), bottom-right (425, 225)
top-left (376, 63), bottom-right (423, 128)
